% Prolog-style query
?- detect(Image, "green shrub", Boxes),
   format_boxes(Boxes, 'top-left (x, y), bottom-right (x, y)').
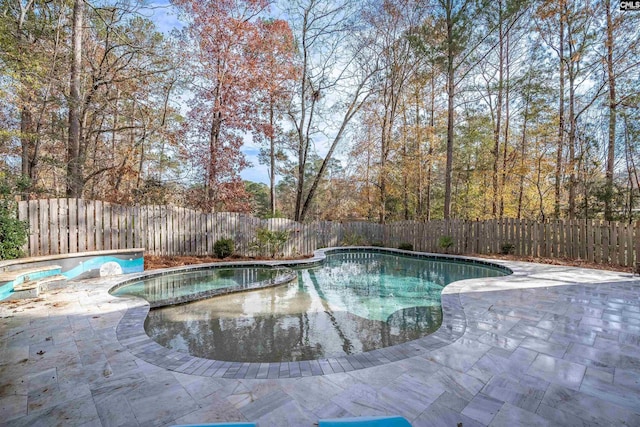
top-left (0, 178), bottom-right (28, 260)
top-left (250, 227), bottom-right (289, 258)
top-left (438, 236), bottom-right (454, 253)
top-left (370, 241), bottom-right (384, 247)
top-left (213, 238), bottom-right (235, 258)
top-left (340, 232), bottom-right (366, 246)
top-left (501, 243), bottom-right (515, 255)
top-left (398, 242), bottom-right (413, 251)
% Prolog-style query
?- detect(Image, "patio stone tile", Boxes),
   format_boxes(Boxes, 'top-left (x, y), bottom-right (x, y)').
top-left (596, 329), bottom-right (620, 341)
top-left (481, 374), bottom-right (546, 412)
top-left (584, 366), bottom-right (613, 384)
top-left (613, 368), bottom-right (640, 392)
top-left (0, 394), bottom-right (27, 422)
top-left (468, 347), bottom-right (537, 383)
top-left (566, 305), bottom-right (603, 318)
top-left (548, 330), bottom-right (597, 346)
top-left (526, 354), bottom-right (585, 390)
top-left (280, 376), bottom-right (345, 412)
top-left (127, 382), bottom-right (198, 426)
top-left (594, 336), bottom-right (640, 358)
top-left (581, 316), bottom-right (640, 334)
top-left (461, 393), bottom-right (503, 425)
top-left (490, 402), bottom-right (549, 427)
top-left (426, 365), bottom-right (485, 402)
top-left (541, 383), bottom-right (640, 426)
top-left (413, 402), bottom-right (484, 427)
top-left (7, 394), bottom-right (100, 427)
top-left (28, 380), bottom-right (92, 414)
top-left (377, 374), bottom-right (444, 419)
top-left (424, 338), bottom-right (491, 373)
top-left (535, 403), bottom-right (587, 427)
top-left (255, 399), bottom-right (315, 427)
top-left (580, 372), bottom-right (640, 411)
top-left (93, 393), bottom-right (137, 427)
top-left (432, 391), bottom-right (469, 412)
top-left (520, 336), bottom-right (568, 358)
top-left (346, 362), bottom-right (406, 389)
top-left (172, 397), bottom-right (247, 425)
top-left (478, 331), bottom-right (522, 351)
top-left (466, 320), bottom-right (514, 334)
top-left (239, 388), bottom-right (292, 420)
top-left (506, 321), bottom-right (552, 341)
top-left (0, 345), bottom-right (29, 368)
top-left (486, 346), bottom-right (514, 358)
top-left (330, 383), bottom-right (391, 417)
top-left (171, 373), bottom-right (226, 402)
top-left (313, 400), bottom-right (354, 420)
top-left (566, 342), bottom-right (640, 370)
top-left (612, 328), bottom-right (635, 342)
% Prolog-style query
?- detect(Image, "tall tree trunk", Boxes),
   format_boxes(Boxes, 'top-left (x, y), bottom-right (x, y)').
top-left (567, 15), bottom-right (577, 220)
top-left (517, 73), bottom-right (531, 219)
top-left (415, 89), bottom-right (423, 218)
top-left (624, 117), bottom-right (639, 223)
top-left (402, 109), bottom-right (409, 220)
top-left (67, 0), bottom-right (84, 197)
top-left (604, 0), bottom-right (616, 221)
top-left (269, 102), bottom-right (276, 217)
top-left (379, 109), bottom-right (389, 224)
top-left (208, 111), bottom-right (222, 210)
top-left (492, 0), bottom-right (504, 218)
top-left (500, 29), bottom-right (510, 218)
top-left (444, 4), bottom-right (455, 220)
top-left (554, 0), bottom-right (565, 218)
top-left (21, 107), bottom-right (33, 183)
top-left (426, 71), bottom-right (435, 221)
top-left (17, 1), bottom-right (34, 198)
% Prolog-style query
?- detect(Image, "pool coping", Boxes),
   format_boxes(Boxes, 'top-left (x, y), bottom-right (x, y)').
top-left (111, 266), bottom-right (299, 308)
top-left (113, 247), bottom-right (512, 379)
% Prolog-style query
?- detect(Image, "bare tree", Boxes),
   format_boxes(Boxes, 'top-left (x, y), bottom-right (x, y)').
top-left (285, 0), bottom-right (380, 221)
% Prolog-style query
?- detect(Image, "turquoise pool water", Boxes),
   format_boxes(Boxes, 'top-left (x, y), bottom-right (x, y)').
top-left (141, 251), bottom-right (508, 363)
top-left (111, 267), bottom-right (291, 306)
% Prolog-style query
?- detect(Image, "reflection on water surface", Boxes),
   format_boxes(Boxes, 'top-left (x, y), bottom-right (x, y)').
top-left (144, 252), bottom-right (506, 362)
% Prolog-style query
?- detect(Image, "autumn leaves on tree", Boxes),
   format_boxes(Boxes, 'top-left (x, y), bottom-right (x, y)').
top-left (0, 0), bottom-right (638, 223)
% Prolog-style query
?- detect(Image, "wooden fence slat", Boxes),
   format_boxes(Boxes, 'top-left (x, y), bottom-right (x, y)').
top-left (115, 204), bottom-right (124, 250)
top-left (91, 200), bottom-right (100, 251)
top-left (38, 199), bottom-right (49, 256)
top-left (103, 202), bottom-right (112, 251)
top-left (602, 221), bottom-right (610, 264)
top-left (13, 199), bottom-right (639, 269)
top-left (49, 199), bottom-right (59, 255)
top-left (145, 205), bottom-right (153, 255)
top-left (635, 221), bottom-right (640, 270)
top-left (125, 206), bottom-right (133, 249)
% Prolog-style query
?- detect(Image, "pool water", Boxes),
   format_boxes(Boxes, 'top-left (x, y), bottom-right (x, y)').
top-left (111, 267), bottom-right (290, 306)
top-left (142, 251), bottom-right (507, 362)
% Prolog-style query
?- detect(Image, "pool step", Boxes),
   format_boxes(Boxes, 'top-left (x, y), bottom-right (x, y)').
top-left (8, 275), bottom-right (68, 299)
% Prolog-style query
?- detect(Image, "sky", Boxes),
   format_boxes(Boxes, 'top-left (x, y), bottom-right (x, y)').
top-left (144, 1), bottom-right (271, 185)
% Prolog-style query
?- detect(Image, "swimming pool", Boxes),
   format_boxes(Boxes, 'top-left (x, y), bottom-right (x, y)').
top-left (118, 250), bottom-right (509, 363)
top-left (110, 266), bottom-right (297, 307)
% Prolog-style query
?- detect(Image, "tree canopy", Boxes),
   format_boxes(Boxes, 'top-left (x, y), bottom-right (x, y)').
top-left (0, 0), bottom-right (638, 222)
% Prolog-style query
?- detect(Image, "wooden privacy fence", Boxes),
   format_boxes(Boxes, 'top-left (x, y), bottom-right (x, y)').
top-left (17, 199), bottom-right (640, 268)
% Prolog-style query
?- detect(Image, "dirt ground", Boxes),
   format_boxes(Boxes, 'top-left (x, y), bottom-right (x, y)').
top-left (469, 253), bottom-right (635, 274)
top-left (144, 252), bottom-right (635, 274)
top-left (143, 254), bottom-right (312, 270)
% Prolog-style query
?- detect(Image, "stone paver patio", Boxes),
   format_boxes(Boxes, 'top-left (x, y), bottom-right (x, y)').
top-left (1, 258), bottom-right (640, 426)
